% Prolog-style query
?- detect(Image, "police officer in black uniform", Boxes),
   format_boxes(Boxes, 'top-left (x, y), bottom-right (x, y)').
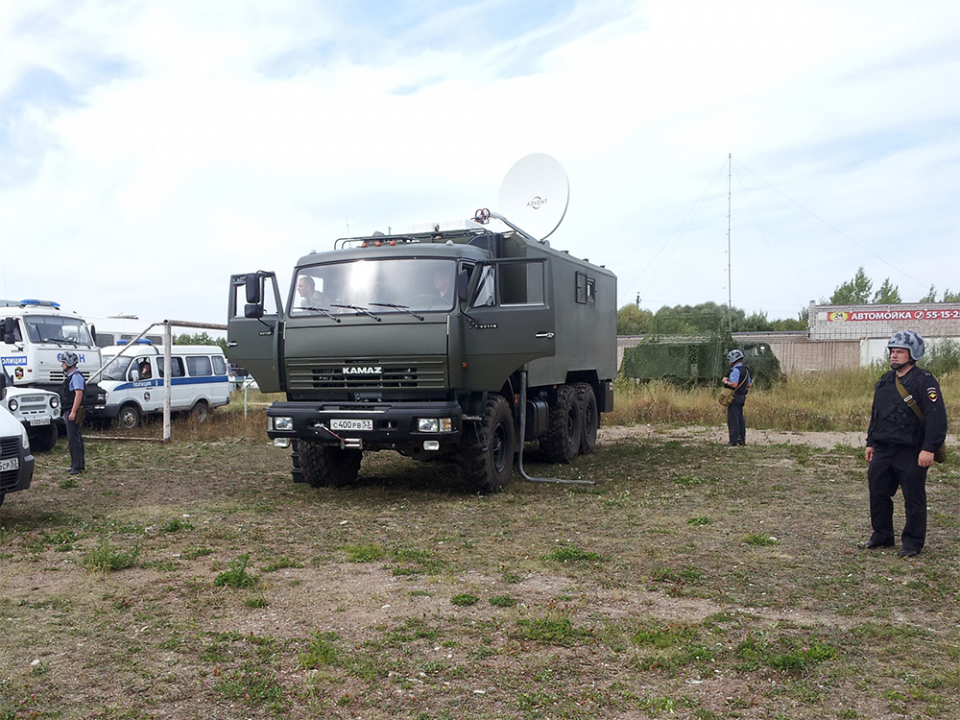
top-left (60, 351), bottom-right (86, 475)
top-left (722, 349), bottom-right (752, 446)
top-left (859, 331), bottom-right (947, 558)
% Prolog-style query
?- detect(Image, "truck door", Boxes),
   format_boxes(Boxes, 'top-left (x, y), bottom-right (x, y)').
top-left (227, 272), bottom-right (286, 394)
top-left (460, 259), bottom-right (556, 390)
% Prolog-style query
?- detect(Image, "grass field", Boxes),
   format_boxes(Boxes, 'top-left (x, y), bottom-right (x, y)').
top-left (1, 377), bottom-right (958, 719)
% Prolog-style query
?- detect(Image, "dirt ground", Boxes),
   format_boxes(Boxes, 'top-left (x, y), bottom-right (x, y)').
top-left (1, 422), bottom-right (958, 720)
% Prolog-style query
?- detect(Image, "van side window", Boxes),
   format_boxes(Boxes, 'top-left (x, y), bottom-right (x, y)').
top-left (158, 357), bottom-right (185, 378)
top-left (186, 356), bottom-right (213, 377)
top-left (212, 356), bottom-right (227, 375)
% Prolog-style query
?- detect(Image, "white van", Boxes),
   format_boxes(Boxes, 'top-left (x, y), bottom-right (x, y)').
top-left (93, 343), bottom-right (231, 429)
top-left (0, 404), bottom-right (34, 506)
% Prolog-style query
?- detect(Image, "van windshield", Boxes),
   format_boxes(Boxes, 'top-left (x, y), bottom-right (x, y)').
top-left (100, 356), bottom-right (133, 381)
top-left (291, 258), bottom-right (456, 315)
top-left (23, 315), bottom-right (95, 347)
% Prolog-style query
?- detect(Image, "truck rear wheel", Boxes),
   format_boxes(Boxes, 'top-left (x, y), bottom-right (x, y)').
top-left (575, 382), bottom-right (598, 455)
top-left (299, 440), bottom-right (362, 487)
top-left (28, 424), bottom-right (59, 453)
top-left (458, 394), bottom-right (515, 494)
top-left (540, 384), bottom-right (581, 464)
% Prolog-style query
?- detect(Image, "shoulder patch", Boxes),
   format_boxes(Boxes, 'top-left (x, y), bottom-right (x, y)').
top-left (927, 387), bottom-right (939, 403)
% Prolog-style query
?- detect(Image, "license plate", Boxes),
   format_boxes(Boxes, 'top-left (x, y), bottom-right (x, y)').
top-left (0, 457), bottom-right (19, 472)
top-left (330, 418), bottom-right (373, 431)
top-left (30, 417), bottom-right (51, 426)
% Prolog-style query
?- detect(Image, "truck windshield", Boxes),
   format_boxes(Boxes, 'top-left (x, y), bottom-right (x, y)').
top-left (291, 258), bottom-right (456, 315)
top-left (23, 315), bottom-right (95, 347)
top-left (100, 355), bottom-right (133, 381)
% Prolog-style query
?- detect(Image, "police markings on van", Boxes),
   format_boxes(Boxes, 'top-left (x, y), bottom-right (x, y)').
top-left (91, 343), bottom-right (231, 429)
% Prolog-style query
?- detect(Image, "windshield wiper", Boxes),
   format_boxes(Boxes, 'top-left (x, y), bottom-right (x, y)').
top-left (301, 306), bottom-right (342, 323)
top-left (369, 302), bottom-right (424, 321)
top-left (45, 337), bottom-right (80, 346)
top-left (332, 304), bottom-right (382, 322)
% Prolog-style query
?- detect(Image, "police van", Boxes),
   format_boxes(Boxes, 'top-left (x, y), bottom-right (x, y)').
top-left (1, 299), bottom-right (102, 392)
top-left (93, 342), bottom-right (231, 429)
top-left (1, 367), bottom-right (61, 452)
top-left (0, 404), bottom-right (34, 507)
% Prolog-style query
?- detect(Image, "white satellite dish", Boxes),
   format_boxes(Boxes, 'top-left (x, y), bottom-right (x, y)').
top-left (497, 153), bottom-right (569, 241)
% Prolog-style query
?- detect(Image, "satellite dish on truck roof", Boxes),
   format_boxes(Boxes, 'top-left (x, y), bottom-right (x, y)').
top-left (497, 153), bottom-right (569, 241)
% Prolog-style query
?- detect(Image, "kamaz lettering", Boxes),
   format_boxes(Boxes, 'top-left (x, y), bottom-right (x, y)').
top-left (343, 366), bottom-right (382, 375)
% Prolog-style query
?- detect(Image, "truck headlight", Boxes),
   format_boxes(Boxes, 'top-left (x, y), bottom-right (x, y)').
top-left (417, 418), bottom-right (452, 433)
top-left (271, 416), bottom-right (294, 431)
top-left (20, 424), bottom-right (30, 453)
top-left (7, 398), bottom-right (17, 412)
top-left (50, 396), bottom-right (60, 409)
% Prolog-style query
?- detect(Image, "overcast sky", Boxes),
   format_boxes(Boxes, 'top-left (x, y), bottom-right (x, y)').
top-left (1, 0), bottom-right (957, 329)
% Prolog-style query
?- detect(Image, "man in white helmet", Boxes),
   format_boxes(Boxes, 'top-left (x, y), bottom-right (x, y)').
top-left (60, 351), bottom-right (86, 475)
top-left (721, 349), bottom-right (752, 446)
top-left (860, 330), bottom-right (947, 558)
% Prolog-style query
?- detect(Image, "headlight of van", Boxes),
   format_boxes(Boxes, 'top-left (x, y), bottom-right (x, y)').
top-left (271, 416), bottom-right (294, 431)
top-left (50, 396), bottom-right (60, 409)
top-left (7, 398), bottom-right (17, 412)
top-left (20, 423), bottom-right (30, 453)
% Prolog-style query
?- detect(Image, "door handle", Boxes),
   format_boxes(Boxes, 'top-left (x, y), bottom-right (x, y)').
top-left (535, 332), bottom-right (555, 339)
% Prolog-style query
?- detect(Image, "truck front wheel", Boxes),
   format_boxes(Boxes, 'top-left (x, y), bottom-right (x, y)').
top-left (540, 384), bottom-right (582, 463)
top-left (29, 424), bottom-right (59, 453)
top-left (458, 394), bottom-right (515, 494)
top-left (299, 440), bottom-right (362, 488)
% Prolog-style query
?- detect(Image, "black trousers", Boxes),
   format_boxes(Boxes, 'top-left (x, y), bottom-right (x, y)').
top-left (65, 417), bottom-right (85, 472)
top-left (727, 395), bottom-right (746, 445)
top-left (867, 444), bottom-right (927, 552)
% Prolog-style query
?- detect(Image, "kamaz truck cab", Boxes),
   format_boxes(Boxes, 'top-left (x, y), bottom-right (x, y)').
top-left (229, 217), bottom-right (617, 493)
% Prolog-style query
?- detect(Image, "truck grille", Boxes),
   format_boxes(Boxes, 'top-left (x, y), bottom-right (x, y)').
top-left (287, 356), bottom-right (447, 391)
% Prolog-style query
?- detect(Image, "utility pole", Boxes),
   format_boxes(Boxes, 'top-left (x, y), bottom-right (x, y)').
top-left (726, 153), bottom-right (732, 334)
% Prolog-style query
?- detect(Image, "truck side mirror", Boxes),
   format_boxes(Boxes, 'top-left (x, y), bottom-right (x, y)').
top-left (244, 304), bottom-right (264, 319)
top-left (245, 274), bottom-right (262, 304)
top-left (2, 317), bottom-right (14, 344)
top-left (456, 270), bottom-right (469, 302)
top-left (90, 324), bottom-right (97, 345)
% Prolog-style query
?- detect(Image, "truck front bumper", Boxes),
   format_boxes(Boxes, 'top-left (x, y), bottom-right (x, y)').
top-left (266, 400), bottom-right (463, 450)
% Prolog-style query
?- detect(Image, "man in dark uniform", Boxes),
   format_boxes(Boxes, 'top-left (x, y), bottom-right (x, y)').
top-left (60, 351), bottom-right (86, 475)
top-left (722, 349), bottom-right (751, 446)
top-left (859, 330), bottom-right (947, 558)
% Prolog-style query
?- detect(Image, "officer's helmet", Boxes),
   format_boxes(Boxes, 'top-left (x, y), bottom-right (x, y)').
top-left (727, 349), bottom-right (744, 364)
top-left (61, 351), bottom-right (80, 367)
top-left (887, 330), bottom-right (925, 361)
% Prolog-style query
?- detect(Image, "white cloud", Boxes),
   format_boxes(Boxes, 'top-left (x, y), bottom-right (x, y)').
top-left (0, 0), bottom-right (957, 325)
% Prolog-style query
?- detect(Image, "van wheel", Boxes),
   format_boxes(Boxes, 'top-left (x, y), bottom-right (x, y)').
top-left (575, 382), bottom-right (599, 455)
top-left (299, 440), bottom-right (361, 487)
top-left (191, 401), bottom-right (209, 423)
top-left (29, 424), bottom-right (58, 453)
top-left (117, 405), bottom-right (141, 430)
top-left (540, 384), bottom-right (581, 464)
top-left (458, 394), bottom-right (515, 494)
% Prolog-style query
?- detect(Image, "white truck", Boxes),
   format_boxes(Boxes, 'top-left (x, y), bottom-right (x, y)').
top-left (0, 404), bottom-right (35, 507)
top-left (1, 300), bottom-right (105, 432)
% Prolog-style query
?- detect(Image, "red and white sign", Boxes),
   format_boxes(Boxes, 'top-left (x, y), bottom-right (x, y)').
top-left (828, 309), bottom-right (960, 322)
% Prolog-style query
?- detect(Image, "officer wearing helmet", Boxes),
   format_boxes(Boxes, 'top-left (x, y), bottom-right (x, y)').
top-left (60, 351), bottom-right (86, 475)
top-left (722, 349), bottom-right (752, 446)
top-left (860, 330), bottom-right (947, 558)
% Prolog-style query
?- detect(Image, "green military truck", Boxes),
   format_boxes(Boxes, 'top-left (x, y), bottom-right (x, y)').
top-left (228, 215), bottom-right (617, 493)
top-left (621, 335), bottom-right (784, 388)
